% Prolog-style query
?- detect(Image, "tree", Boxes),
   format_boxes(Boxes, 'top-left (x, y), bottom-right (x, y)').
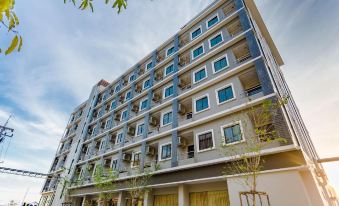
top-left (222, 98), bottom-right (288, 206)
top-left (0, 0), bottom-right (23, 55)
top-left (64, 0), bottom-right (127, 13)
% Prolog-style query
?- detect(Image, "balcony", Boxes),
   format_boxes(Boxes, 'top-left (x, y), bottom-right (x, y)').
top-left (178, 51), bottom-right (191, 68)
top-left (179, 33), bottom-right (190, 49)
top-left (226, 18), bottom-right (243, 37)
top-left (178, 73), bottom-right (192, 95)
top-left (222, 0), bottom-right (236, 18)
top-left (232, 40), bottom-right (252, 64)
top-left (178, 99), bottom-right (193, 127)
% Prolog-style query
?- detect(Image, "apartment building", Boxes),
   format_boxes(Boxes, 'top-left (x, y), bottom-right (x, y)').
top-left (39, 0), bottom-right (338, 205)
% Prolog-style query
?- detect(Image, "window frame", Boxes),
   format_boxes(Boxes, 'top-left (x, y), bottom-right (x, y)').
top-left (190, 25), bottom-right (202, 40)
top-left (159, 142), bottom-right (172, 161)
top-left (128, 73), bottom-right (136, 83)
top-left (114, 84), bottom-right (120, 93)
top-left (191, 43), bottom-right (205, 60)
top-left (206, 13), bottom-right (219, 29)
top-left (135, 122), bottom-right (145, 137)
top-left (146, 61), bottom-right (153, 71)
top-left (220, 121), bottom-right (245, 146)
top-left (131, 151), bottom-right (141, 168)
top-left (111, 158), bottom-right (118, 170)
top-left (193, 93), bottom-right (211, 114)
top-left (139, 98), bottom-right (148, 111)
top-left (163, 84), bottom-right (174, 99)
top-left (115, 132), bottom-right (124, 145)
top-left (164, 63), bottom-right (175, 77)
top-left (161, 109), bottom-right (173, 127)
top-left (215, 83), bottom-right (236, 105)
top-left (212, 54), bottom-right (229, 74)
top-left (120, 109), bottom-right (128, 121)
top-left (195, 129), bottom-right (215, 153)
top-left (105, 118), bottom-right (112, 129)
top-left (142, 78), bottom-right (151, 90)
top-left (166, 46), bottom-right (175, 57)
top-left (208, 31), bottom-right (224, 49)
top-left (193, 66), bottom-right (208, 84)
top-left (125, 90), bottom-right (132, 101)
top-left (110, 100), bottom-right (117, 110)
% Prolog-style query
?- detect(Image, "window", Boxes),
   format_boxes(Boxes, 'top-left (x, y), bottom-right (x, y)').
top-left (196, 130), bottom-right (214, 152)
top-left (146, 62), bottom-right (153, 70)
top-left (114, 85), bottom-right (120, 93)
top-left (105, 118), bottom-right (112, 129)
top-left (191, 26), bottom-right (202, 40)
top-left (162, 111), bottom-right (173, 126)
top-left (209, 32), bottom-right (223, 48)
top-left (164, 64), bottom-right (174, 76)
top-left (129, 74), bottom-right (136, 83)
top-left (110, 101), bottom-right (117, 110)
top-left (193, 67), bottom-right (207, 84)
top-left (192, 44), bottom-right (204, 59)
top-left (194, 95), bottom-right (210, 113)
top-left (132, 153), bottom-right (141, 167)
top-left (125, 90), bottom-right (132, 101)
top-left (111, 159), bottom-right (118, 170)
top-left (166, 46), bottom-right (175, 57)
top-left (216, 84), bottom-right (235, 104)
top-left (121, 109), bottom-right (128, 121)
top-left (207, 14), bottom-right (219, 29)
top-left (136, 123), bottom-right (144, 136)
top-left (222, 123), bottom-right (243, 145)
top-left (139, 99), bottom-right (148, 111)
top-left (143, 78), bottom-right (151, 89)
top-left (160, 143), bottom-right (171, 160)
top-left (116, 132), bottom-right (123, 144)
top-left (99, 139), bottom-right (105, 150)
top-left (163, 85), bottom-right (174, 99)
top-left (213, 55), bottom-right (229, 73)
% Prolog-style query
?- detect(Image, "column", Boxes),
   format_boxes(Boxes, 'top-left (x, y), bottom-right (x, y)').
top-left (178, 184), bottom-right (189, 206)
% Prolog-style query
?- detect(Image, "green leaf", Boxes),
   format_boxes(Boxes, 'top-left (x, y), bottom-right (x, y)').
top-left (17, 36), bottom-right (23, 52)
top-left (12, 12), bottom-right (19, 25)
top-left (5, 35), bottom-right (18, 55)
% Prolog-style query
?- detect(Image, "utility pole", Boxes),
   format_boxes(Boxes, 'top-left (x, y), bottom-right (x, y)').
top-left (0, 115), bottom-right (14, 163)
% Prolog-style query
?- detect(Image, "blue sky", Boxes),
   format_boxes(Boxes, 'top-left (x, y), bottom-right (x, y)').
top-left (0, 0), bottom-right (338, 204)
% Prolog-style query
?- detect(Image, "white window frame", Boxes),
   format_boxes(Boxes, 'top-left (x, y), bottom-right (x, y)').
top-left (195, 129), bottom-right (215, 153)
top-left (163, 84), bottom-right (174, 100)
top-left (128, 73), bottom-right (135, 83)
top-left (191, 43), bottom-right (205, 60)
top-left (120, 109), bottom-right (128, 121)
top-left (166, 46), bottom-right (175, 57)
top-left (215, 83), bottom-right (236, 105)
top-left (135, 122), bottom-right (145, 137)
top-left (105, 118), bottom-right (112, 129)
top-left (206, 13), bottom-right (219, 29)
top-left (111, 158), bottom-right (118, 170)
top-left (99, 139), bottom-right (105, 151)
top-left (160, 109), bottom-right (173, 127)
top-left (208, 31), bottom-right (224, 49)
top-left (142, 78), bottom-right (150, 90)
top-left (146, 61), bottom-right (153, 71)
top-left (110, 100), bottom-right (116, 109)
top-left (193, 66), bottom-right (208, 84)
top-left (125, 90), bottom-right (132, 101)
top-left (114, 84), bottom-right (120, 93)
top-left (220, 121), bottom-right (245, 146)
top-left (131, 151), bottom-right (141, 168)
top-left (163, 63), bottom-right (174, 77)
top-left (193, 93), bottom-right (211, 114)
top-left (115, 132), bottom-right (124, 145)
top-left (159, 142), bottom-right (172, 161)
top-left (190, 25), bottom-right (202, 40)
top-left (139, 98), bottom-right (148, 111)
top-left (212, 54), bottom-right (229, 74)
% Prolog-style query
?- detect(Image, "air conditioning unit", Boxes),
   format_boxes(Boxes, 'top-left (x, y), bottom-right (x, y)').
top-left (152, 93), bottom-right (160, 102)
top-left (135, 85), bottom-right (142, 93)
top-left (114, 113), bottom-right (120, 121)
top-left (110, 134), bottom-right (116, 142)
top-left (104, 159), bottom-right (111, 167)
top-left (127, 127), bottom-right (135, 136)
top-left (122, 79), bottom-right (128, 86)
top-left (154, 73), bottom-right (162, 81)
top-left (132, 105), bottom-right (139, 113)
top-left (178, 104), bottom-right (186, 115)
top-left (146, 146), bottom-right (155, 156)
top-left (100, 122), bottom-right (105, 129)
top-left (149, 117), bottom-right (158, 127)
top-left (177, 136), bottom-right (186, 147)
top-left (119, 95), bottom-right (125, 103)
top-left (105, 104), bottom-right (110, 111)
top-left (157, 53), bottom-right (164, 62)
top-left (178, 79), bottom-right (186, 89)
top-left (122, 153), bottom-right (131, 162)
top-left (138, 68), bottom-right (144, 75)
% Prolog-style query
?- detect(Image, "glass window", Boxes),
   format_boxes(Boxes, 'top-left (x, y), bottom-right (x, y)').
top-left (132, 153), bottom-right (141, 166)
top-left (165, 64), bottom-right (174, 76)
top-left (191, 27), bottom-right (202, 39)
top-left (207, 15), bottom-right (219, 28)
top-left (110, 101), bottom-right (117, 110)
top-left (116, 133), bottom-right (123, 144)
top-left (161, 144), bottom-right (171, 160)
top-left (213, 56), bottom-right (228, 73)
top-left (167, 46), bottom-right (175, 56)
top-left (195, 96), bottom-right (209, 112)
top-left (129, 74), bottom-right (135, 82)
top-left (143, 79), bottom-right (150, 89)
top-left (121, 110), bottom-right (128, 121)
top-left (162, 111), bottom-right (173, 126)
top-left (111, 159), bottom-right (118, 170)
top-left (198, 131), bottom-right (214, 151)
top-left (146, 62), bottom-right (153, 70)
top-left (164, 85), bottom-right (174, 98)
top-left (223, 124), bottom-right (242, 144)
top-left (193, 45), bottom-right (204, 59)
top-left (210, 34), bottom-right (223, 48)
top-left (125, 91), bottom-right (132, 100)
top-left (194, 68), bottom-right (207, 83)
top-left (136, 124), bottom-right (144, 136)
top-left (217, 86), bottom-right (234, 103)
top-left (140, 99), bottom-right (148, 111)
top-left (115, 85), bottom-right (120, 93)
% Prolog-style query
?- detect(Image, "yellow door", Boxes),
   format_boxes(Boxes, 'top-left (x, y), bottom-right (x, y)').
top-left (189, 191), bottom-right (229, 206)
top-left (153, 194), bottom-right (178, 206)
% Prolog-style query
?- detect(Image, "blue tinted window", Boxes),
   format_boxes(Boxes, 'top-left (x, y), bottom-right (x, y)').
top-left (137, 124), bottom-right (144, 136)
top-left (121, 110), bottom-right (128, 121)
top-left (196, 96), bottom-right (209, 112)
top-left (214, 57), bottom-right (228, 72)
top-left (140, 99), bottom-right (148, 110)
top-left (164, 85), bottom-right (174, 98)
top-left (125, 91), bottom-right (132, 100)
top-left (193, 46), bottom-right (204, 58)
top-left (110, 101), bottom-right (117, 109)
top-left (165, 64), bottom-right (174, 76)
top-left (129, 74), bottom-right (135, 82)
top-left (210, 34), bottom-right (223, 48)
top-left (143, 79), bottom-right (150, 89)
top-left (146, 62), bottom-right (153, 70)
top-left (117, 133), bottom-right (123, 144)
top-left (191, 27), bottom-right (202, 39)
top-left (223, 124), bottom-right (242, 144)
top-left (161, 144), bottom-right (171, 159)
top-left (207, 16), bottom-right (219, 28)
top-left (115, 85), bottom-right (120, 92)
top-left (167, 47), bottom-right (175, 56)
top-left (218, 86), bottom-right (234, 103)
top-left (194, 68), bottom-right (207, 83)
top-left (162, 112), bottom-right (173, 126)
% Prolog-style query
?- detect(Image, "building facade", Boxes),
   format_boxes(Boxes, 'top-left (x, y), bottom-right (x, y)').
top-left (39, 0), bottom-right (338, 205)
